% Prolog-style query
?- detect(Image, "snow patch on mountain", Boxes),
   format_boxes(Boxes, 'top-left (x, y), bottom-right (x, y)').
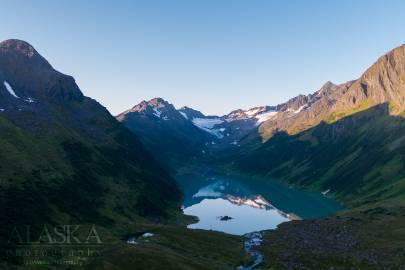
top-left (192, 118), bottom-right (223, 128)
top-left (245, 108), bottom-right (262, 116)
top-left (3, 81), bottom-right (20, 98)
top-left (153, 108), bottom-right (162, 118)
top-left (288, 105), bottom-right (306, 114)
top-left (225, 111), bottom-right (245, 121)
top-left (179, 111), bottom-right (188, 119)
top-left (256, 111), bottom-right (277, 124)
top-left (192, 118), bottom-right (224, 138)
top-left (198, 127), bottom-right (224, 138)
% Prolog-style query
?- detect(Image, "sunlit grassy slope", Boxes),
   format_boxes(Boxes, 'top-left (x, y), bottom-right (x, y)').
top-left (232, 104), bottom-right (405, 208)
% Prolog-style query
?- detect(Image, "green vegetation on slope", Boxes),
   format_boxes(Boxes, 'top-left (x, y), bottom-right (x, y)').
top-left (0, 224), bottom-right (250, 270)
top-left (225, 103), bottom-right (405, 269)
top-left (233, 104), bottom-right (405, 208)
top-left (0, 40), bottom-right (185, 267)
top-left (0, 105), bottom-right (183, 262)
top-left (86, 225), bottom-right (250, 270)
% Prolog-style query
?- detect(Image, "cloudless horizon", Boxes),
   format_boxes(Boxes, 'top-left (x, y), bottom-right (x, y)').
top-left (1, 0), bottom-right (405, 115)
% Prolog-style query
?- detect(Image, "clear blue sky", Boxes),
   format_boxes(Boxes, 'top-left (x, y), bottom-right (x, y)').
top-left (1, 0), bottom-right (405, 115)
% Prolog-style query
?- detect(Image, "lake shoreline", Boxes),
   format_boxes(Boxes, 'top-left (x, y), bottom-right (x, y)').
top-left (177, 168), bottom-right (342, 236)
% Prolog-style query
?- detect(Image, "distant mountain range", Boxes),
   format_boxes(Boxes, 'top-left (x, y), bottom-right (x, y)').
top-left (116, 89), bottom-right (316, 165)
top-left (118, 43), bottom-right (405, 208)
top-left (115, 82), bottom-right (357, 170)
top-left (117, 81), bottom-right (353, 153)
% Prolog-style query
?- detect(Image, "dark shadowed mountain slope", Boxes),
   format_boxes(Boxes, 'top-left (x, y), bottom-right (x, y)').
top-left (116, 98), bottom-right (217, 169)
top-left (0, 40), bottom-right (181, 258)
top-left (117, 100), bottom-right (283, 166)
top-left (178, 106), bottom-right (206, 119)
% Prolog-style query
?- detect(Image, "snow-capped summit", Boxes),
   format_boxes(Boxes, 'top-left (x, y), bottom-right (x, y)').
top-left (126, 97), bottom-right (168, 112)
top-left (116, 98), bottom-right (219, 167)
top-left (225, 106), bottom-right (277, 122)
top-left (118, 81), bottom-right (352, 157)
top-left (118, 99), bottom-right (284, 156)
top-left (117, 97), bottom-right (175, 121)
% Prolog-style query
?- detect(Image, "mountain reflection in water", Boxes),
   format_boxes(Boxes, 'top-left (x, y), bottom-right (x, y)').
top-left (177, 172), bottom-right (342, 235)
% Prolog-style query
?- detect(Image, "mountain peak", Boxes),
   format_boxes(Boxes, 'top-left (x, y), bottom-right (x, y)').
top-left (316, 81), bottom-right (338, 96)
top-left (117, 98), bottom-right (176, 119)
top-left (180, 106), bottom-right (192, 110)
top-left (0, 39), bottom-right (84, 102)
top-left (0, 39), bottom-right (38, 58)
top-left (148, 97), bottom-right (169, 107)
top-left (321, 81), bottom-right (336, 89)
top-left (0, 39), bottom-right (53, 73)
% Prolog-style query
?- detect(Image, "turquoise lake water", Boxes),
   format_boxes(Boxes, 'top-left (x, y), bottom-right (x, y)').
top-left (177, 172), bottom-right (342, 235)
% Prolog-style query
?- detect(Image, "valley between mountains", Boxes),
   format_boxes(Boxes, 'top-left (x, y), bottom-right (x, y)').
top-left (1, 39), bottom-right (405, 270)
